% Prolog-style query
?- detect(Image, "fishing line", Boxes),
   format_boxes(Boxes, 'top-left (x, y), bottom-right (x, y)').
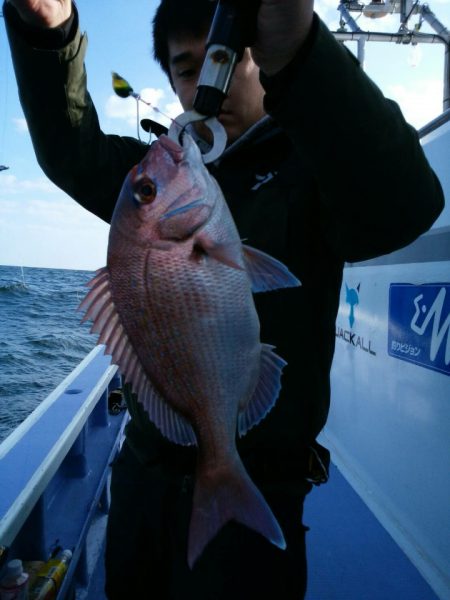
top-left (112, 72), bottom-right (176, 142)
top-left (135, 96), bottom-right (141, 142)
top-left (134, 93), bottom-right (177, 139)
top-left (138, 97), bottom-right (175, 124)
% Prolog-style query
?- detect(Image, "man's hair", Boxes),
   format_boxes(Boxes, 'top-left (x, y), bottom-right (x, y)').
top-left (153, 0), bottom-right (217, 79)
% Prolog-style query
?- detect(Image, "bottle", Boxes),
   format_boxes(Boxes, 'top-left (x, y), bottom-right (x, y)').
top-left (0, 559), bottom-right (29, 600)
top-left (21, 564), bottom-right (45, 593)
top-left (29, 550), bottom-right (72, 600)
top-left (0, 548), bottom-right (9, 571)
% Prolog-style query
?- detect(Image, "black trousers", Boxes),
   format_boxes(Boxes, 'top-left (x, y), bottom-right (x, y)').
top-left (105, 441), bottom-right (312, 599)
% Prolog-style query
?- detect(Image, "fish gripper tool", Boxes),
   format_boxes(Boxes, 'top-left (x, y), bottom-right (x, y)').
top-left (169, 0), bottom-right (261, 164)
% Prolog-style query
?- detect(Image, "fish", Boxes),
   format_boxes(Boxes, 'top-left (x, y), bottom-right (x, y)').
top-left (78, 132), bottom-right (301, 568)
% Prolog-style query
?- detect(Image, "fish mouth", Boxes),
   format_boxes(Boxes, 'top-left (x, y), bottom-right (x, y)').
top-left (159, 134), bottom-right (183, 153)
top-left (158, 134), bottom-right (185, 163)
top-left (161, 199), bottom-right (207, 221)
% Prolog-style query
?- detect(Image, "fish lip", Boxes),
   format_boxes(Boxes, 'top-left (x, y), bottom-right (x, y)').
top-left (157, 134), bottom-right (185, 163)
top-left (160, 198), bottom-right (207, 221)
top-left (159, 134), bottom-right (183, 154)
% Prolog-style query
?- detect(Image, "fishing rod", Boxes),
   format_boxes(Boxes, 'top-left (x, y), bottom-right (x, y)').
top-left (1, 10), bottom-right (10, 169)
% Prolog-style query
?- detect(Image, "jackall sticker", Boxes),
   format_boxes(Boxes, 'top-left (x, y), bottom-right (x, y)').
top-left (388, 283), bottom-right (450, 376)
top-left (335, 283), bottom-right (376, 356)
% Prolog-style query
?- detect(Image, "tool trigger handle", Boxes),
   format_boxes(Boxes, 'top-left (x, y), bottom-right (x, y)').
top-left (193, 0), bottom-right (261, 118)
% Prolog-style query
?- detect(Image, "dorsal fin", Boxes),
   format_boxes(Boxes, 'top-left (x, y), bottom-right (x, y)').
top-left (237, 344), bottom-right (286, 436)
top-left (78, 267), bottom-right (197, 446)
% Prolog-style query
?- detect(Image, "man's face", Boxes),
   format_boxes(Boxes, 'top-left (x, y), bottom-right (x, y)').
top-left (168, 33), bottom-right (266, 144)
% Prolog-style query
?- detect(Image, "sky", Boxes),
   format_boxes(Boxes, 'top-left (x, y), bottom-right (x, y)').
top-left (0, 0), bottom-right (449, 271)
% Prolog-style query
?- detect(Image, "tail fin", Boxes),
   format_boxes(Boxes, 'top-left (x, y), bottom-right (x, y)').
top-left (188, 459), bottom-right (286, 568)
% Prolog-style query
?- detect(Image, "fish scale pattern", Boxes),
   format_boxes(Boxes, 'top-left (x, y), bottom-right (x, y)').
top-left (134, 245), bottom-right (258, 443)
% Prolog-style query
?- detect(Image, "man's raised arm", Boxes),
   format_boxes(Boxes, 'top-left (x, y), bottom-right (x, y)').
top-left (3, 0), bottom-right (147, 223)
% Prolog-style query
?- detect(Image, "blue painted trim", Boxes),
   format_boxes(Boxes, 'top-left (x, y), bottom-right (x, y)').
top-left (0, 347), bottom-right (117, 546)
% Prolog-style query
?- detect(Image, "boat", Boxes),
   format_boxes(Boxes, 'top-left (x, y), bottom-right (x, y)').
top-left (0, 2), bottom-right (449, 598)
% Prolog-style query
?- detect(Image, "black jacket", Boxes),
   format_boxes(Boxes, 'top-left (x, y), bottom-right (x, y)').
top-left (5, 4), bottom-right (444, 471)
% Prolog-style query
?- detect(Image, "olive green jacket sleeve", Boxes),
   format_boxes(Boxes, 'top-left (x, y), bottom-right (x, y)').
top-left (261, 16), bottom-right (444, 262)
top-left (4, 3), bottom-right (148, 224)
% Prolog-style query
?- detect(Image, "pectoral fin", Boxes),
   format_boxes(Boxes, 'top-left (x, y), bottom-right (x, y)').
top-left (243, 245), bottom-right (301, 292)
top-left (195, 233), bottom-right (245, 271)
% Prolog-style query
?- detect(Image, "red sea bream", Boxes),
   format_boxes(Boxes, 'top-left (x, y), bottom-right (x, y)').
top-left (78, 132), bottom-right (300, 567)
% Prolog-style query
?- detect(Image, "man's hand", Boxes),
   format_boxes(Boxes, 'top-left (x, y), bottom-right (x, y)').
top-left (251, 0), bottom-right (314, 76)
top-left (6, 0), bottom-right (72, 28)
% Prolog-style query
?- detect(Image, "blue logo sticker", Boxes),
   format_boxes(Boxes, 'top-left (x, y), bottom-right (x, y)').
top-left (345, 283), bottom-right (360, 328)
top-left (388, 283), bottom-right (450, 376)
top-left (336, 283), bottom-right (376, 355)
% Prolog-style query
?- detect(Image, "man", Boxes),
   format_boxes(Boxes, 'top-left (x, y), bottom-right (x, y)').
top-left (4, 0), bottom-right (444, 598)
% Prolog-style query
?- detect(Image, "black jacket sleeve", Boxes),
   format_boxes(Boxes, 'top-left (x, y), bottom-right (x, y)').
top-left (261, 15), bottom-right (444, 262)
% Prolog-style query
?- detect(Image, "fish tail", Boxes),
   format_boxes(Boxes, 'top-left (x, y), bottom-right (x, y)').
top-left (187, 459), bottom-right (286, 569)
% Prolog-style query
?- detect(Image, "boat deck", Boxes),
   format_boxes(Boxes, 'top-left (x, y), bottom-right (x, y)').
top-left (80, 463), bottom-right (440, 600)
top-left (304, 464), bottom-right (440, 600)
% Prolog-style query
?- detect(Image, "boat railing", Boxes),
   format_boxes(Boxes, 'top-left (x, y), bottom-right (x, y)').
top-left (334, 1), bottom-right (450, 112)
top-left (419, 108), bottom-right (450, 138)
top-left (0, 345), bottom-right (128, 598)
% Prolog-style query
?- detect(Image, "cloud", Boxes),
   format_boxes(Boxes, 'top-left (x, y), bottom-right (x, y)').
top-left (105, 94), bottom-right (150, 126)
top-left (13, 118), bottom-right (29, 134)
top-left (105, 87), bottom-right (164, 120)
top-left (0, 192), bottom-right (109, 270)
top-left (0, 193), bottom-right (101, 228)
top-left (106, 87), bottom-right (166, 125)
top-left (387, 78), bottom-right (443, 128)
top-left (140, 87), bottom-right (167, 108)
top-left (315, 0), bottom-right (341, 27)
top-left (164, 100), bottom-right (183, 120)
top-left (315, 0), bottom-right (340, 17)
top-left (140, 94), bottom-right (183, 128)
top-left (0, 174), bottom-right (59, 195)
top-left (104, 86), bottom-right (183, 130)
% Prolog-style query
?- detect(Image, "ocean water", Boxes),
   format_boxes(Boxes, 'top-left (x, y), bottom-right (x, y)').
top-left (0, 265), bottom-right (96, 443)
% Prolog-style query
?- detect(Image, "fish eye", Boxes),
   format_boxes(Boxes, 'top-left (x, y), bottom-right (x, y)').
top-left (134, 178), bottom-right (157, 204)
